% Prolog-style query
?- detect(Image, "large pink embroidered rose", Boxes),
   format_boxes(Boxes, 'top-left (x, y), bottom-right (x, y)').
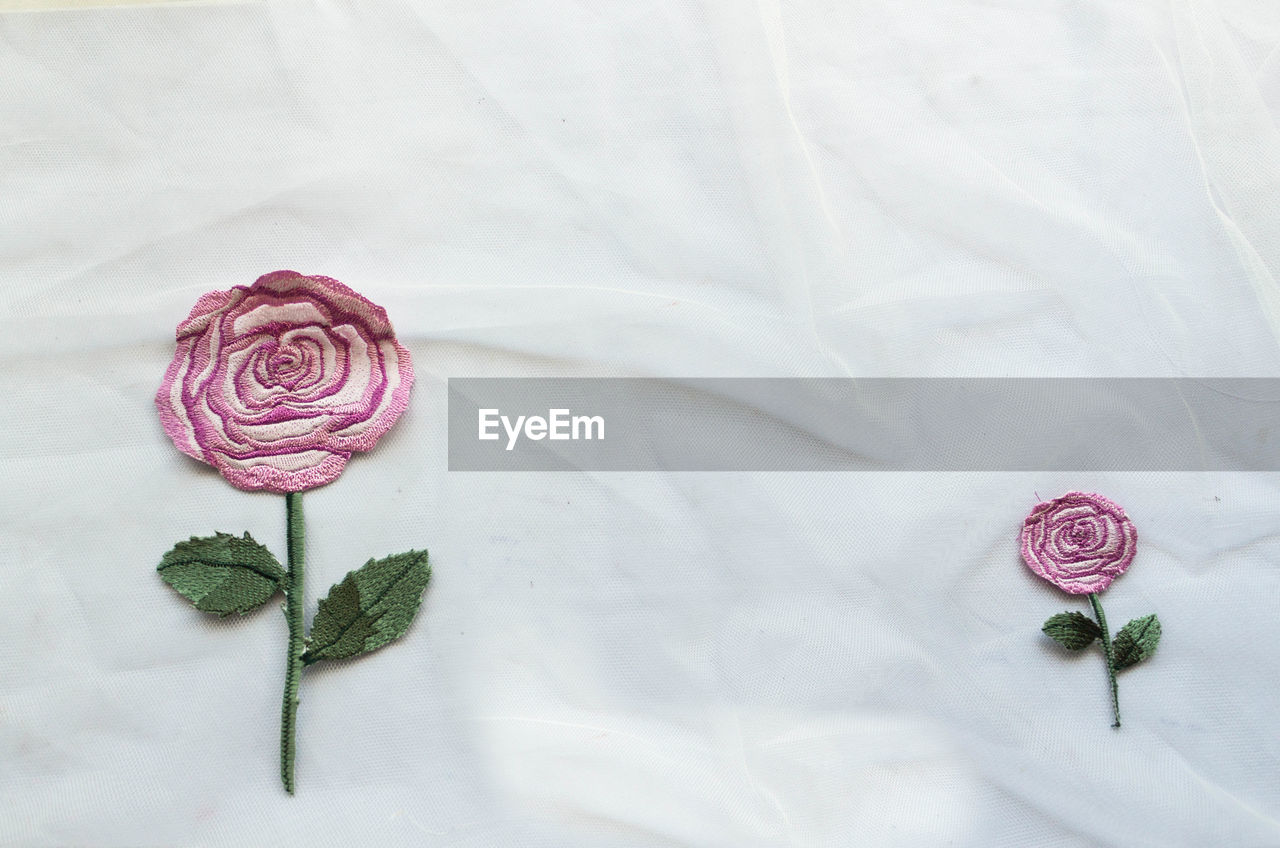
top-left (1020, 492), bottom-right (1136, 594)
top-left (157, 271), bottom-right (414, 493)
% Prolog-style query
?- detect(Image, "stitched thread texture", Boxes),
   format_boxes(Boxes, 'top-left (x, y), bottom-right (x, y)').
top-left (157, 532), bottom-right (283, 616)
top-left (156, 270), bottom-right (415, 493)
top-left (303, 550), bottom-right (431, 664)
top-left (1022, 492), bottom-right (1162, 728)
top-left (156, 273), bottom-right (430, 794)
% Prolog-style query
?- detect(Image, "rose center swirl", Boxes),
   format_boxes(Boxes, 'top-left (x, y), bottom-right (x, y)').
top-left (1065, 518), bottom-right (1099, 548)
top-left (269, 348), bottom-right (302, 375)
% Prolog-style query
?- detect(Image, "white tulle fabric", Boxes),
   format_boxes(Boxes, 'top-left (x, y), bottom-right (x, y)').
top-left (4, 2), bottom-right (1280, 846)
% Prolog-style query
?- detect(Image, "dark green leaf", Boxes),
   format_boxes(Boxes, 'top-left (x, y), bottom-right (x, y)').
top-left (1042, 611), bottom-right (1103, 650)
top-left (1113, 614), bottom-right (1161, 670)
top-left (158, 532), bottom-right (285, 616)
top-left (302, 550), bottom-right (430, 664)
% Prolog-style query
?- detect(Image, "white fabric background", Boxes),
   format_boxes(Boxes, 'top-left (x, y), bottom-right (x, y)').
top-left (3, 1), bottom-right (1280, 845)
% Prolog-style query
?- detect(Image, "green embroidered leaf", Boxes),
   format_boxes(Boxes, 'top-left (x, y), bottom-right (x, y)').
top-left (302, 550), bottom-right (430, 664)
top-left (1042, 611), bottom-right (1103, 650)
top-left (158, 532), bottom-right (285, 616)
top-left (1113, 613), bottom-right (1161, 670)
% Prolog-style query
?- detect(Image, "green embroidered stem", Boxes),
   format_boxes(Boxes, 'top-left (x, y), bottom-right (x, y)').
top-left (1089, 592), bottom-right (1120, 728)
top-left (281, 492), bottom-right (306, 793)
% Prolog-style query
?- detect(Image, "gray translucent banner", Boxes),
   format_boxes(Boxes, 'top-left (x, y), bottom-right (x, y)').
top-left (447, 378), bottom-right (1280, 471)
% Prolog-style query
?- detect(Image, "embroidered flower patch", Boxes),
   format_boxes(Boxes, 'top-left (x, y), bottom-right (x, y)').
top-left (157, 270), bottom-right (413, 492)
top-left (155, 271), bottom-right (429, 793)
top-left (1022, 492), bottom-right (1161, 727)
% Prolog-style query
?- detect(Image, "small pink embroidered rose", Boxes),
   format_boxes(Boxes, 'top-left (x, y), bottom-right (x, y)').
top-left (157, 271), bottom-right (414, 493)
top-left (1020, 491), bottom-right (1160, 728)
top-left (1021, 491), bottom-right (1136, 595)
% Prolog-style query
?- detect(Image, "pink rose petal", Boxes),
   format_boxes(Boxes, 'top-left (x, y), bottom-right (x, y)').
top-left (1020, 491), bottom-right (1136, 594)
top-left (156, 271), bottom-right (413, 492)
